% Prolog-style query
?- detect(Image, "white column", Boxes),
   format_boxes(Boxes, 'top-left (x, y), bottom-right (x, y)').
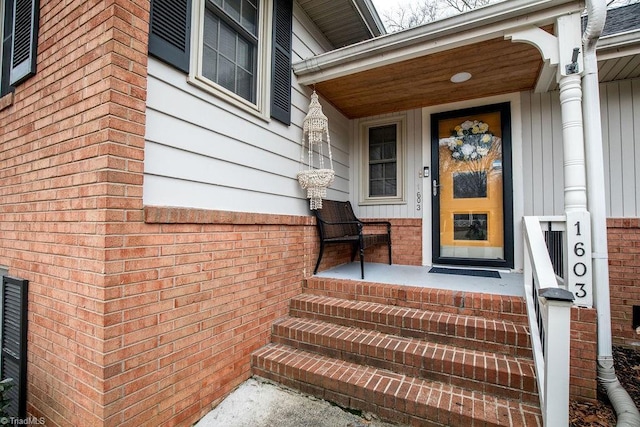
top-left (559, 74), bottom-right (594, 306)
top-left (558, 74), bottom-right (588, 213)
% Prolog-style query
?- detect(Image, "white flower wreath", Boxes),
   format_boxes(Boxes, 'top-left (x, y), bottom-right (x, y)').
top-left (440, 120), bottom-right (494, 161)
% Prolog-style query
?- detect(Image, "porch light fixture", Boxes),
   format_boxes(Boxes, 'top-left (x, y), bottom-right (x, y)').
top-left (450, 72), bottom-right (472, 83)
top-left (297, 91), bottom-right (335, 210)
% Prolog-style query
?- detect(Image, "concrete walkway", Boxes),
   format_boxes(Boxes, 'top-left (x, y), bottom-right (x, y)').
top-left (195, 377), bottom-right (406, 427)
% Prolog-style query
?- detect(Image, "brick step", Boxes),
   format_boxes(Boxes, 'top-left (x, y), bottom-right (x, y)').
top-left (304, 277), bottom-right (528, 324)
top-left (272, 316), bottom-right (538, 403)
top-left (252, 343), bottom-right (542, 427)
top-left (290, 293), bottom-right (532, 357)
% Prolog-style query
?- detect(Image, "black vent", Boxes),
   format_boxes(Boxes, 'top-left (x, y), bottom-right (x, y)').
top-left (1, 276), bottom-right (28, 418)
top-left (270, 0), bottom-right (292, 125)
top-left (149, 0), bottom-right (191, 73)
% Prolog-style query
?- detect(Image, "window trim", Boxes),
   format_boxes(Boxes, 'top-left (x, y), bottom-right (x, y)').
top-left (189, 0), bottom-right (272, 120)
top-left (359, 115), bottom-right (407, 205)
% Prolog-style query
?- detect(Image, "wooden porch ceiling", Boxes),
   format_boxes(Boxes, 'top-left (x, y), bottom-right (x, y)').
top-left (313, 36), bottom-right (546, 119)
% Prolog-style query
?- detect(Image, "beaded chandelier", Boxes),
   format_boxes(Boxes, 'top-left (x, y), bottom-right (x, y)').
top-left (297, 91), bottom-right (334, 209)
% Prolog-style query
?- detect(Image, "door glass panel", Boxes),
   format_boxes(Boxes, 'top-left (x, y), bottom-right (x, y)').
top-left (436, 111), bottom-right (504, 261)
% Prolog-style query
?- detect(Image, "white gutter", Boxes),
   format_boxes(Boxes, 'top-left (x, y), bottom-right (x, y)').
top-left (294, 0), bottom-right (584, 84)
top-left (582, 0), bottom-right (640, 424)
top-left (595, 29), bottom-right (640, 60)
top-left (353, 0), bottom-right (386, 36)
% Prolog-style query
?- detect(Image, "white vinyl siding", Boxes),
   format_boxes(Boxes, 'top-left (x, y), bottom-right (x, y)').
top-left (521, 77), bottom-right (640, 218)
top-left (520, 90), bottom-right (565, 216)
top-left (144, 5), bottom-right (348, 216)
top-left (352, 109), bottom-right (423, 218)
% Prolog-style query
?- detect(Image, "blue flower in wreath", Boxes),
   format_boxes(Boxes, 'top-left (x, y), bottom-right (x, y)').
top-left (441, 120), bottom-right (494, 161)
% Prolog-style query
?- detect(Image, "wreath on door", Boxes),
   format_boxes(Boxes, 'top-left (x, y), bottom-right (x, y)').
top-left (441, 120), bottom-right (494, 161)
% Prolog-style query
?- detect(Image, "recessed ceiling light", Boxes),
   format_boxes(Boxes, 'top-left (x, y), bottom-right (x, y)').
top-left (450, 72), bottom-right (472, 83)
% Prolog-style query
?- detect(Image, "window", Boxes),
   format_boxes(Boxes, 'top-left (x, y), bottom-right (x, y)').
top-left (201, 0), bottom-right (258, 103)
top-left (148, 0), bottom-right (292, 124)
top-left (1, 0), bottom-right (40, 98)
top-left (361, 117), bottom-right (405, 204)
top-left (192, 0), bottom-right (270, 115)
top-left (369, 124), bottom-right (397, 197)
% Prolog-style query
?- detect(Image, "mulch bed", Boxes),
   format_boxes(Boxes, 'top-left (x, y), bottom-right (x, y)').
top-left (569, 346), bottom-right (640, 426)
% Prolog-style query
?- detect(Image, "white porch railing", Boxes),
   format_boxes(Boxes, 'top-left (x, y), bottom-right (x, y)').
top-left (523, 216), bottom-right (575, 427)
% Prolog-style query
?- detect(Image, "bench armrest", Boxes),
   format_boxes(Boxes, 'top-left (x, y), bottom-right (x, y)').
top-left (361, 220), bottom-right (391, 232)
top-left (316, 219), bottom-right (362, 227)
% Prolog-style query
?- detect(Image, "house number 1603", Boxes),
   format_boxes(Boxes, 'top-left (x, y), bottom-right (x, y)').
top-left (568, 215), bottom-right (592, 306)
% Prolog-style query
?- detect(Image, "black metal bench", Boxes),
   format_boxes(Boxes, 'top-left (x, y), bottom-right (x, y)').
top-left (313, 200), bottom-right (391, 279)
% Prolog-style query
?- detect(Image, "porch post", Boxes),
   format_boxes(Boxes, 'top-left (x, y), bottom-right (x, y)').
top-left (558, 74), bottom-right (587, 213)
top-left (557, 15), bottom-right (594, 307)
top-left (558, 73), bottom-right (594, 307)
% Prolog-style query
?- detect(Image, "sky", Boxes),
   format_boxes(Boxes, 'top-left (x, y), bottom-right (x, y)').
top-left (371, 0), bottom-right (407, 17)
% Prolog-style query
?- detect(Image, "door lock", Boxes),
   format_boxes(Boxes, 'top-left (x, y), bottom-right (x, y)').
top-left (432, 179), bottom-right (441, 196)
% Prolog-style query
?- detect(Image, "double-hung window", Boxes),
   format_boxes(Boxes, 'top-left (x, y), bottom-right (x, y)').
top-left (201, 0), bottom-right (259, 104)
top-left (148, 0), bottom-right (292, 124)
top-left (361, 117), bottom-right (406, 204)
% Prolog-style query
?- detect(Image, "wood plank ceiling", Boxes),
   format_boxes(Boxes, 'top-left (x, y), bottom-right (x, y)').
top-left (314, 36), bottom-right (545, 119)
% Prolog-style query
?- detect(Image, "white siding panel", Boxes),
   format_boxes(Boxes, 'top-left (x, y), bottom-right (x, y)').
top-left (143, 175), bottom-right (303, 213)
top-left (619, 80), bottom-right (636, 216)
top-left (634, 79), bottom-right (640, 215)
top-left (521, 91), bottom-right (534, 215)
top-left (522, 78), bottom-right (640, 218)
top-left (605, 83), bottom-right (624, 216)
top-left (601, 79), bottom-right (640, 218)
top-left (143, 7), bottom-right (348, 216)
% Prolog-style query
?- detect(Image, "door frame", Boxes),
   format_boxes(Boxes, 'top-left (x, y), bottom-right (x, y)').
top-left (430, 102), bottom-right (515, 269)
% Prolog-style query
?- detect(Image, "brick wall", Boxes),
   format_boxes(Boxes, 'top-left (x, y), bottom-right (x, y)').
top-left (0, 1), bottom-right (150, 425)
top-left (102, 207), bottom-right (309, 425)
top-left (607, 218), bottom-right (640, 346)
top-left (570, 307), bottom-right (598, 401)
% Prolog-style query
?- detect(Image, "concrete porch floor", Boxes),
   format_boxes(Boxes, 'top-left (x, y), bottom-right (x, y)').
top-left (314, 262), bottom-right (525, 297)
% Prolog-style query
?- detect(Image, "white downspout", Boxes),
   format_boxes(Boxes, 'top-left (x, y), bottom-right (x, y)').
top-left (582, 0), bottom-right (640, 425)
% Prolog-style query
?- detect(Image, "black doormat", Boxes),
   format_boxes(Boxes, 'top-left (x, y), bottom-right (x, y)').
top-left (429, 267), bottom-right (501, 278)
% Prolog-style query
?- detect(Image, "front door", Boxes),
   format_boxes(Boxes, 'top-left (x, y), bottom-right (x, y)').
top-left (431, 103), bottom-right (513, 269)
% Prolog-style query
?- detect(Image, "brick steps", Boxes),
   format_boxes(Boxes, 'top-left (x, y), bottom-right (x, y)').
top-left (290, 293), bottom-right (532, 357)
top-left (303, 276), bottom-right (529, 323)
top-left (252, 343), bottom-right (542, 427)
top-left (251, 280), bottom-right (541, 426)
top-left (271, 316), bottom-right (538, 403)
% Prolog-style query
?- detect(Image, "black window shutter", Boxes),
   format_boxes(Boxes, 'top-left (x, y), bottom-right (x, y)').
top-left (149, 0), bottom-right (191, 73)
top-left (9, 0), bottom-right (39, 87)
top-left (271, 0), bottom-right (292, 125)
top-left (1, 0), bottom-right (14, 96)
top-left (1, 276), bottom-right (28, 418)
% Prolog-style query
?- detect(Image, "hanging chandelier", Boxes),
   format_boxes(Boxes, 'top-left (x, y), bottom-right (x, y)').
top-left (297, 91), bottom-right (334, 209)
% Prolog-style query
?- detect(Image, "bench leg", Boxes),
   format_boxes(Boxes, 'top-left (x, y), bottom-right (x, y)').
top-left (314, 241), bottom-right (325, 275)
top-left (359, 244), bottom-right (365, 279)
top-left (388, 239), bottom-right (392, 265)
top-left (350, 243), bottom-right (358, 262)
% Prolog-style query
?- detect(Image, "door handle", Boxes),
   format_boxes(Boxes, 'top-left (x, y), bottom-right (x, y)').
top-left (432, 179), bottom-right (441, 196)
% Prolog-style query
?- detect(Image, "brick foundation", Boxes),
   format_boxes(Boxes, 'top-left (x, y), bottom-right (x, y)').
top-left (607, 218), bottom-right (640, 346)
top-left (570, 306), bottom-right (598, 401)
